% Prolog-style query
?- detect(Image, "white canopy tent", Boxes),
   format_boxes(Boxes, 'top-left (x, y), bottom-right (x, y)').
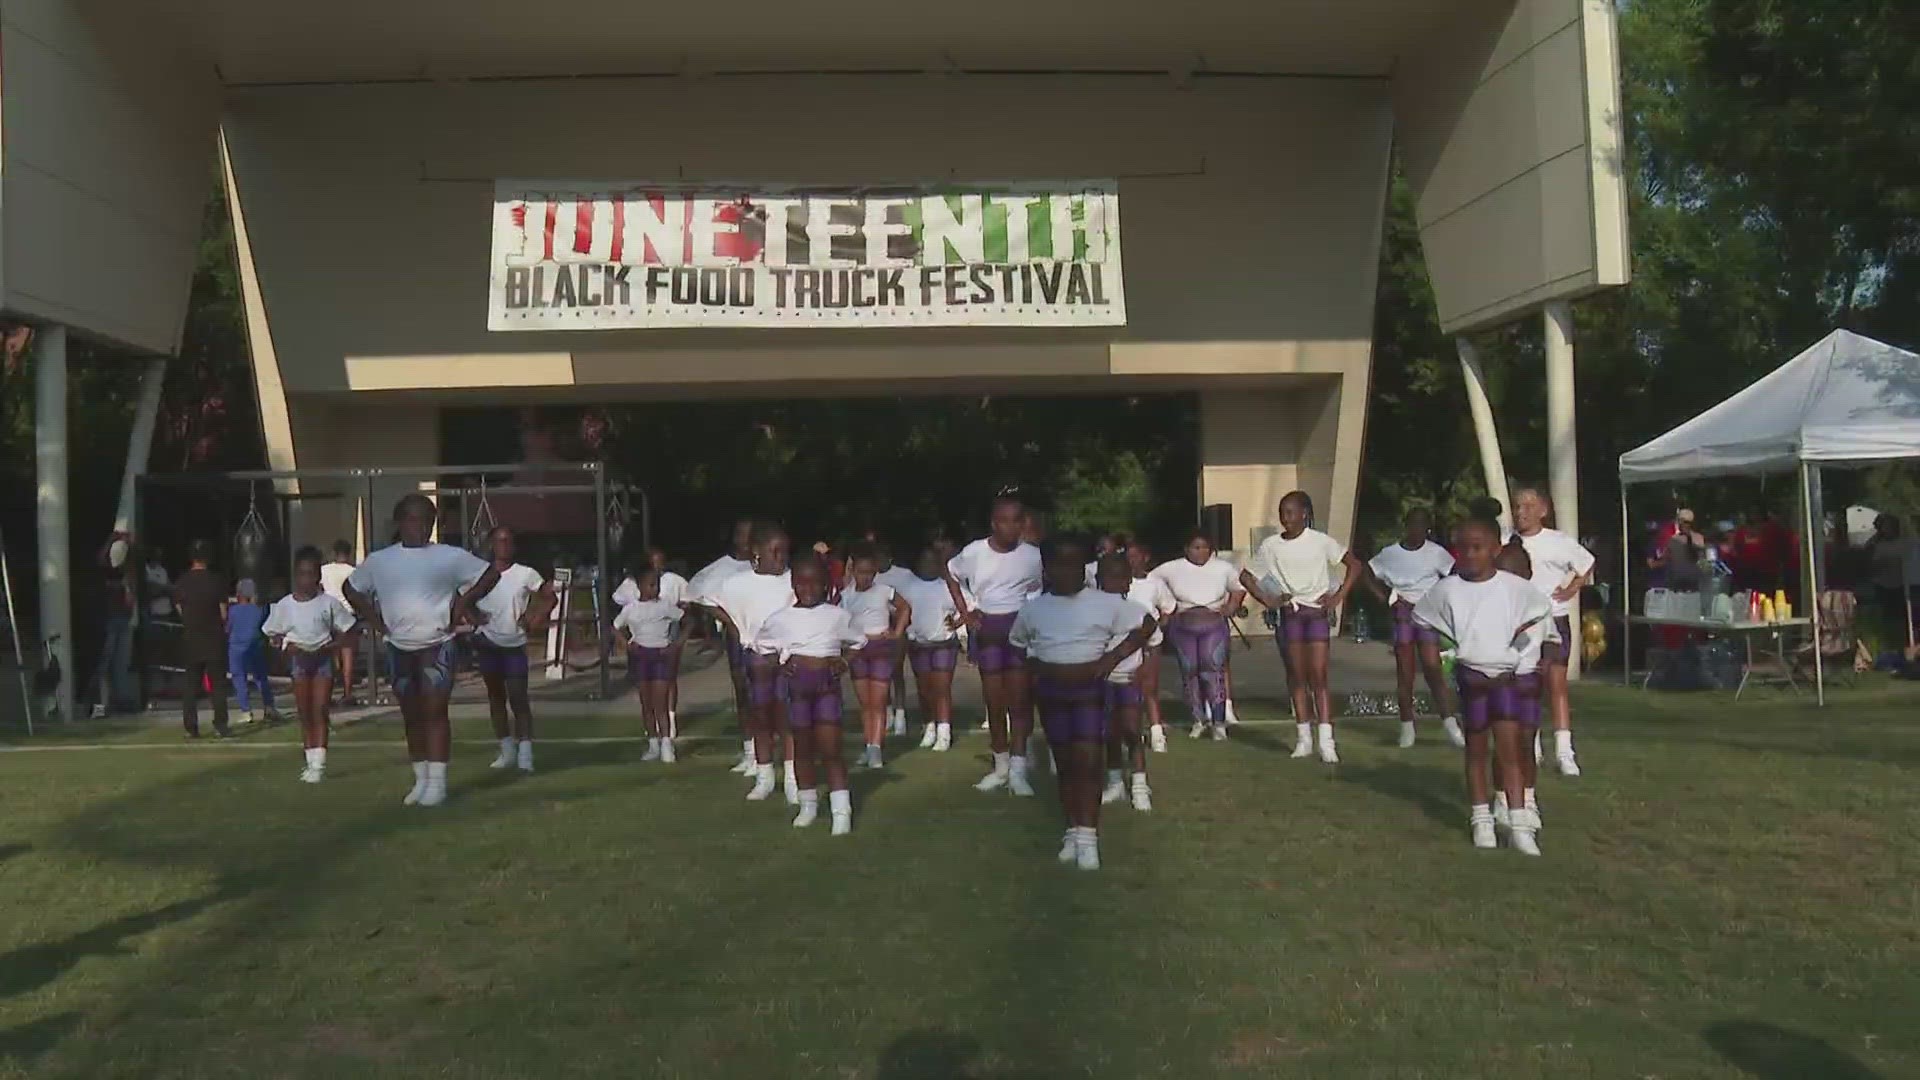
top-left (1617, 329), bottom-right (1920, 704)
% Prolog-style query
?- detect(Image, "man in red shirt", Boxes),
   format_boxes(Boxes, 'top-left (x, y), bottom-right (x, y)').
top-left (1730, 510), bottom-right (1797, 596)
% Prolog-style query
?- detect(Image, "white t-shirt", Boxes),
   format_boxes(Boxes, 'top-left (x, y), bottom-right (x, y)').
top-left (897, 576), bottom-right (960, 643)
top-left (876, 565), bottom-right (920, 594)
top-left (1150, 556), bottom-right (1241, 611)
top-left (756, 604), bottom-right (867, 661)
top-left (615, 570), bottom-right (689, 610)
top-left (320, 561), bottom-right (354, 603)
top-left (1368, 541), bottom-right (1456, 605)
top-left (1412, 571), bottom-right (1554, 677)
top-left (1247, 529), bottom-right (1349, 609)
top-left (1104, 595), bottom-right (1165, 684)
top-left (947, 539), bottom-right (1043, 615)
top-left (839, 582), bottom-right (896, 637)
top-left (1009, 589), bottom-right (1150, 666)
top-left (687, 554), bottom-right (754, 606)
top-left (263, 592), bottom-right (357, 651)
top-left (1127, 575), bottom-right (1177, 618)
top-left (717, 569), bottom-right (796, 654)
top-left (614, 598), bottom-right (684, 649)
top-left (345, 543), bottom-right (490, 650)
top-left (474, 563), bottom-right (545, 648)
top-left (1515, 528), bottom-right (1597, 617)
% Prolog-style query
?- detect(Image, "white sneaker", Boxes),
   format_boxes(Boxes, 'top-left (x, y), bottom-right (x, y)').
top-left (660, 740), bottom-right (677, 764)
top-left (792, 799), bottom-right (819, 828)
top-left (783, 761), bottom-right (801, 805)
top-left (976, 768), bottom-right (1009, 792)
top-left (1317, 741), bottom-right (1340, 765)
top-left (1442, 716), bottom-right (1466, 748)
top-left (516, 741), bottom-right (534, 772)
top-left (1058, 830), bottom-right (1078, 864)
top-left (830, 811), bottom-right (852, 836)
top-left (90, 703), bottom-right (107, 720)
top-left (1101, 776), bottom-right (1125, 805)
top-left (1149, 724), bottom-right (1168, 753)
top-left (1492, 792), bottom-right (1512, 833)
top-left (919, 724), bottom-right (938, 749)
top-left (746, 766), bottom-right (776, 801)
top-left (731, 752), bottom-right (754, 775)
top-left (1130, 777), bottom-right (1152, 813)
top-left (1075, 833), bottom-right (1101, 871)
top-left (1557, 752), bottom-right (1582, 778)
top-left (1224, 700), bottom-right (1240, 726)
top-left (402, 763), bottom-right (427, 805)
top-left (1398, 721), bottom-right (1417, 749)
top-left (1211, 722), bottom-right (1227, 742)
top-left (1290, 740), bottom-right (1314, 759)
top-left (300, 766), bottom-right (323, 784)
top-left (1533, 731), bottom-right (1544, 764)
top-left (418, 781), bottom-right (447, 807)
top-left (1509, 808), bottom-right (1542, 856)
top-left (890, 710), bottom-right (907, 736)
top-left (1008, 764), bottom-right (1036, 798)
top-left (641, 739), bottom-right (663, 763)
top-left (489, 740), bottom-right (517, 769)
top-left (249, 708), bottom-right (265, 726)
top-left (933, 724), bottom-right (952, 752)
top-left (1469, 806), bottom-right (1497, 849)
top-left (1188, 720), bottom-right (1206, 739)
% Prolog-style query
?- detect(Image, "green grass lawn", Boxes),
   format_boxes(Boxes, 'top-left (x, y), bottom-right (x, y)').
top-left (2, 684), bottom-right (1917, 1078)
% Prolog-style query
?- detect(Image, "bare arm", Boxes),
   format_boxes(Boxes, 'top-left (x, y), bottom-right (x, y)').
top-left (1238, 568), bottom-right (1285, 609)
top-left (1326, 552), bottom-right (1366, 607)
top-left (1217, 587), bottom-right (1247, 618)
top-left (341, 580), bottom-right (387, 636)
top-left (455, 564), bottom-right (503, 626)
top-left (523, 581), bottom-right (559, 634)
top-left (887, 594), bottom-right (912, 638)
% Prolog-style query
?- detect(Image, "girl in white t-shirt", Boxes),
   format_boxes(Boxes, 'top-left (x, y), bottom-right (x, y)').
top-left (1412, 518), bottom-right (1553, 855)
top-left (1097, 553), bottom-right (1162, 812)
top-left (614, 568), bottom-right (686, 764)
top-left (1363, 506), bottom-right (1462, 749)
top-left (263, 545), bottom-right (360, 783)
top-left (320, 541), bottom-right (360, 706)
top-left (1512, 487), bottom-right (1597, 777)
top-left (757, 556), bottom-right (869, 835)
top-left (472, 527), bottom-right (557, 774)
top-left (713, 523), bottom-right (797, 802)
top-left (688, 518), bottom-right (759, 774)
top-left (1124, 542), bottom-right (1177, 751)
top-left (872, 544), bottom-right (920, 735)
top-left (899, 545), bottom-right (963, 752)
top-left (1149, 530), bottom-right (1246, 741)
top-left (841, 546), bottom-right (911, 769)
top-left (945, 495), bottom-right (1045, 796)
top-left (1240, 491), bottom-right (1366, 763)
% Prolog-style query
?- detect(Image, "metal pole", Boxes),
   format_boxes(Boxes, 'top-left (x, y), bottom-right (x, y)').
top-left (1801, 461), bottom-right (1823, 706)
top-left (1620, 483), bottom-right (1631, 687)
top-left (1456, 336), bottom-right (1513, 529)
top-left (1543, 301), bottom-right (1582, 678)
top-left (364, 472), bottom-right (381, 704)
top-left (114, 357), bottom-right (168, 534)
top-left (594, 463), bottom-right (611, 698)
top-left (1, 524), bottom-right (32, 735)
top-left (35, 325), bottom-right (73, 723)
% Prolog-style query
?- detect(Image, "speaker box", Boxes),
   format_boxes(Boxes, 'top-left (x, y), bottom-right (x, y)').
top-left (1201, 503), bottom-right (1234, 550)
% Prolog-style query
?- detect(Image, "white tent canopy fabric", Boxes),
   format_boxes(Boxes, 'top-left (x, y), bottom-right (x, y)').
top-left (1619, 330), bottom-right (1920, 483)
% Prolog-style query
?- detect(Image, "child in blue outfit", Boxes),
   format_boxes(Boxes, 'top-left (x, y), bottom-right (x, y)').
top-left (227, 578), bottom-right (276, 724)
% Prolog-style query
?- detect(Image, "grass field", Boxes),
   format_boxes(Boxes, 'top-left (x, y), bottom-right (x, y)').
top-left (2, 682), bottom-right (1916, 1078)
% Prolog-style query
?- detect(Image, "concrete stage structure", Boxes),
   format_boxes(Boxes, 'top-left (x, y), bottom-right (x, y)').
top-left (7, 0), bottom-right (1628, 720)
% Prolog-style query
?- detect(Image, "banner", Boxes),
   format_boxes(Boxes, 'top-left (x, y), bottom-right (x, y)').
top-left (487, 180), bottom-right (1125, 331)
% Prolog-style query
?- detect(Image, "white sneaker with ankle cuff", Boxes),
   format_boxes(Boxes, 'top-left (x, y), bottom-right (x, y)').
top-left (1291, 723), bottom-right (1314, 758)
top-left (489, 738), bottom-right (517, 769)
top-left (1316, 723), bottom-right (1339, 764)
top-left (1469, 805), bottom-right (1497, 849)
top-left (1442, 716), bottom-right (1466, 748)
top-left (660, 739), bottom-right (677, 764)
top-left (976, 752), bottom-right (1011, 792)
top-left (829, 789), bottom-right (853, 836)
top-left (933, 723), bottom-right (952, 752)
top-left (642, 738), bottom-right (663, 762)
top-left (402, 761), bottom-right (428, 805)
top-left (1398, 721), bottom-right (1417, 748)
top-left (1058, 829), bottom-right (1078, 864)
top-left (783, 760), bottom-right (801, 805)
top-left (1008, 757), bottom-right (1036, 797)
top-left (746, 763), bottom-right (777, 801)
top-left (1101, 770), bottom-right (1126, 805)
top-left (1074, 827), bottom-right (1101, 871)
top-left (792, 789), bottom-right (819, 828)
top-left (516, 740), bottom-right (534, 773)
top-left (1149, 724), bottom-right (1168, 753)
top-left (1509, 808), bottom-right (1543, 856)
top-left (1129, 773), bottom-right (1152, 812)
top-left (919, 723), bottom-right (938, 749)
top-left (418, 761), bottom-right (449, 807)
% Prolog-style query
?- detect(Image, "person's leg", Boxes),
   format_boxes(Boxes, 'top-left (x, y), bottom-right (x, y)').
top-left (419, 683), bottom-right (455, 805)
top-left (181, 656), bottom-right (205, 736)
top-left (1455, 671), bottom-right (1496, 847)
top-left (925, 666), bottom-right (955, 750)
top-left (1163, 620), bottom-right (1205, 734)
top-left (506, 675), bottom-right (534, 767)
top-left (398, 690), bottom-right (429, 803)
top-left (483, 669), bottom-right (511, 741)
top-left (818, 679), bottom-right (852, 832)
top-left (1221, 653), bottom-right (1239, 725)
top-left (1140, 646), bottom-right (1167, 750)
top-left (1305, 638), bottom-right (1337, 762)
top-left (854, 678), bottom-right (885, 764)
top-left (338, 644), bottom-right (357, 705)
top-left (1419, 638), bottom-right (1462, 746)
top-left (208, 649), bottom-right (231, 736)
top-left (1543, 618), bottom-right (1578, 774)
top-left (1066, 740), bottom-right (1105, 868)
top-left (1491, 717), bottom-right (1538, 854)
top-left (249, 646), bottom-right (274, 716)
top-left (1009, 667), bottom-right (1035, 776)
top-left (1284, 636), bottom-right (1314, 756)
top-left (229, 642), bottom-right (252, 716)
top-left (1393, 643), bottom-right (1419, 735)
top-left (1195, 616), bottom-right (1229, 737)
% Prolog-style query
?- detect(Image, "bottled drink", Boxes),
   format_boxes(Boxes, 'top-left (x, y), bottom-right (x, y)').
top-left (1353, 607), bottom-right (1371, 644)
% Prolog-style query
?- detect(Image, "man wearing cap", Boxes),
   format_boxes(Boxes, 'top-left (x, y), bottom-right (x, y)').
top-left (226, 576), bottom-right (277, 726)
top-left (88, 532), bottom-right (141, 718)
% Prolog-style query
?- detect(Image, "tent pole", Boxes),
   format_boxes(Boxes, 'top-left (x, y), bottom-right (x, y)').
top-left (1800, 461), bottom-right (1823, 706)
top-left (1620, 484), bottom-right (1631, 686)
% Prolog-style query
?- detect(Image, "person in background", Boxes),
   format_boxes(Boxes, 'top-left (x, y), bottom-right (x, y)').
top-left (1866, 513), bottom-right (1912, 633)
top-left (226, 578), bottom-right (276, 725)
top-left (264, 546), bottom-right (360, 783)
top-left (614, 568), bottom-right (685, 764)
top-left (88, 532), bottom-right (140, 718)
top-left (473, 526), bottom-right (556, 774)
top-left (1510, 487), bottom-right (1596, 778)
top-left (171, 540), bottom-right (231, 739)
top-left (1729, 507), bottom-right (1797, 598)
top-left (1363, 506), bottom-right (1462, 749)
top-left (320, 541), bottom-right (360, 707)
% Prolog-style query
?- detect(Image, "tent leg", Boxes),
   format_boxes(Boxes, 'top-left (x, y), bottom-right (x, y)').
top-left (1543, 301), bottom-right (1581, 678)
top-left (1620, 485), bottom-right (1631, 686)
top-left (1457, 337), bottom-right (1512, 530)
top-left (1800, 461), bottom-right (1823, 706)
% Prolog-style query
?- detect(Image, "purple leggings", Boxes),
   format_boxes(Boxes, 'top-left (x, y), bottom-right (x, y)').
top-left (1163, 610), bottom-right (1228, 722)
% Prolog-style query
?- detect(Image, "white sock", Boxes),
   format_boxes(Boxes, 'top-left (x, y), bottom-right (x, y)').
top-left (1524, 786), bottom-right (1538, 809)
top-left (992, 751), bottom-right (1011, 775)
top-left (426, 761), bottom-right (447, 784)
top-left (1554, 729), bottom-right (1574, 757)
top-left (1294, 722), bottom-right (1312, 745)
top-left (305, 747), bottom-right (326, 768)
top-left (937, 722), bottom-right (952, 738)
top-left (866, 742), bottom-right (881, 754)
top-left (829, 788), bottom-right (851, 815)
top-left (1130, 771), bottom-right (1148, 788)
top-left (411, 760), bottom-right (428, 782)
top-left (798, 788), bottom-right (819, 808)
top-left (742, 738), bottom-right (756, 759)
top-left (1317, 722), bottom-right (1336, 748)
top-left (1074, 825), bottom-right (1097, 844)
top-left (499, 736), bottom-right (515, 753)
top-left (1106, 768), bottom-right (1123, 787)
top-left (756, 762), bottom-right (775, 783)
top-left (647, 737), bottom-right (661, 752)
top-left (1010, 754), bottom-right (1029, 775)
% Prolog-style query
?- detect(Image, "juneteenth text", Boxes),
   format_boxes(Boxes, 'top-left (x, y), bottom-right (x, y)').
top-left (501, 262), bottom-right (1112, 311)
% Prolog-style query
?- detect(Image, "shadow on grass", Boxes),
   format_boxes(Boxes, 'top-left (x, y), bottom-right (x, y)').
top-left (0, 888), bottom-right (243, 1002)
top-left (0, 1011), bottom-right (83, 1064)
top-left (876, 1031), bottom-right (1048, 1080)
top-left (0, 842), bottom-right (30, 866)
top-left (1704, 1020), bottom-right (1880, 1079)
top-left (1336, 762), bottom-right (1458, 830)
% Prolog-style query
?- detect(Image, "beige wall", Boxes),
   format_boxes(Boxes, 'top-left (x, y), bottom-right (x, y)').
top-left (1393, 0), bottom-right (1629, 334)
top-left (0, 0), bottom-right (219, 352)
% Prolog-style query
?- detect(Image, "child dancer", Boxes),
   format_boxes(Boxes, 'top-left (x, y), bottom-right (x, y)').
top-left (1149, 530), bottom-right (1245, 741)
top-left (946, 495), bottom-right (1044, 795)
top-left (1364, 507), bottom-right (1462, 748)
top-left (841, 545), bottom-right (911, 769)
top-left (634, 547), bottom-right (691, 735)
top-left (1510, 487), bottom-right (1596, 776)
top-left (757, 556), bottom-right (868, 834)
top-left (1097, 554), bottom-right (1160, 811)
top-left (1010, 540), bottom-right (1155, 870)
top-left (688, 518), bottom-right (758, 774)
top-left (900, 545), bottom-right (962, 751)
top-left (473, 527), bottom-right (556, 773)
top-left (321, 540), bottom-right (360, 706)
top-left (874, 544), bottom-right (920, 735)
top-left (714, 522), bottom-right (797, 802)
top-left (342, 494), bottom-right (499, 807)
top-left (1240, 491), bottom-right (1365, 763)
top-left (614, 568), bottom-right (685, 763)
top-left (1412, 518), bottom-right (1552, 855)
top-left (263, 546), bottom-right (360, 782)
top-left (1124, 542), bottom-right (1177, 751)
top-left (226, 578), bottom-right (275, 725)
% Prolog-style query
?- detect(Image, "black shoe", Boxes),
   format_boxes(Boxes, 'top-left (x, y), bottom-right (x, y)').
top-left (212, 728), bottom-right (233, 740)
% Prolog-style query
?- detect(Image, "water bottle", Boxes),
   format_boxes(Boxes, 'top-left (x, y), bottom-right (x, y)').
top-left (1352, 607), bottom-right (1371, 644)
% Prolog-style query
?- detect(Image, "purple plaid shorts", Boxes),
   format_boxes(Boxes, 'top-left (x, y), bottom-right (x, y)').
top-left (726, 637), bottom-right (750, 680)
top-left (1390, 601), bottom-right (1441, 648)
top-left (472, 638), bottom-right (530, 679)
top-left (746, 652), bottom-right (788, 707)
top-left (971, 611), bottom-right (1025, 674)
top-left (910, 640), bottom-right (959, 676)
top-left (1035, 673), bottom-right (1107, 745)
top-left (1539, 615), bottom-right (1574, 666)
top-left (1102, 681), bottom-right (1144, 711)
top-left (1279, 606), bottom-right (1332, 645)
top-left (785, 665), bottom-right (845, 730)
top-left (1454, 667), bottom-right (1542, 734)
top-left (847, 637), bottom-right (897, 682)
top-left (627, 644), bottom-right (674, 683)
top-left (388, 640), bottom-right (457, 698)
top-left (289, 648), bottom-right (333, 680)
